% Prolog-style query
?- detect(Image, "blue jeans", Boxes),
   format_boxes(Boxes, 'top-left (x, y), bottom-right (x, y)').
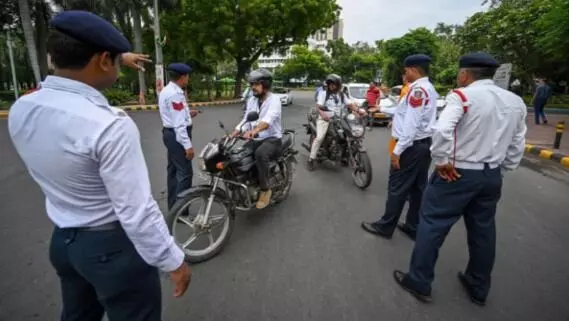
top-left (404, 165), bottom-right (502, 299)
top-left (534, 100), bottom-right (548, 124)
top-left (162, 126), bottom-right (193, 209)
top-left (49, 226), bottom-right (162, 321)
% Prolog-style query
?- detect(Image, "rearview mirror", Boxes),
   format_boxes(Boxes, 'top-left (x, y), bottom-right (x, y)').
top-left (246, 111), bottom-right (259, 122)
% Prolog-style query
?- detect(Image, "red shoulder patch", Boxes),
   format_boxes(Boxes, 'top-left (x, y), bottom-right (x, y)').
top-left (408, 89), bottom-right (425, 108)
top-left (172, 101), bottom-right (184, 111)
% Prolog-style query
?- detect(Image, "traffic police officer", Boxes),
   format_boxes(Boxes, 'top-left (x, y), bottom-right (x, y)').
top-left (393, 52), bottom-right (527, 305)
top-left (159, 63), bottom-right (195, 210)
top-left (8, 11), bottom-right (191, 321)
top-left (362, 54), bottom-right (438, 240)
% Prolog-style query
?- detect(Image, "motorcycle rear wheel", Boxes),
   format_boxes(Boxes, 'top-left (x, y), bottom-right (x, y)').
top-left (272, 157), bottom-right (297, 204)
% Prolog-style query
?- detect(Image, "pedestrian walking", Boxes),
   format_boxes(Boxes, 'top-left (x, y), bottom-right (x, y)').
top-left (159, 63), bottom-right (195, 210)
top-left (361, 54), bottom-right (438, 241)
top-left (531, 78), bottom-right (552, 125)
top-left (7, 10), bottom-right (191, 321)
top-left (392, 52), bottom-right (527, 305)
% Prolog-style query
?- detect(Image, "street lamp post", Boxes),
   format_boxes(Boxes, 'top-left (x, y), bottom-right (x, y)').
top-left (6, 31), bottom-right (19, 100)
top-left (153, 0), bottom-right (164, 95)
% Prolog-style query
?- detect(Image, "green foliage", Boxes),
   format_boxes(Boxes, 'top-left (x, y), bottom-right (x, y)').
top-left (380, 28), bottom-right (439, 86)
top-left (177, 0), bottom-right (340, 95)
top-left (279, 46), bottom-right (330, 81)
top-left (103, 88), bottom-right (135, 106)
top-left (326, 39), bottom-right (356, 79)
top-left (535, 0), bottom-right (569, 61)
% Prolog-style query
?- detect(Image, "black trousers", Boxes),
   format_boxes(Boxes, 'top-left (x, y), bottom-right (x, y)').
top-left (49, 225), bottom-right (161, 321)
top-left (250, 138), bottom-right (282, 190)
top-left (376, 137), bottom-right (432, 235)
top-left (404, 165), bottom-right (502, 299)
top-left (162, 126), bottom-right (193, 210)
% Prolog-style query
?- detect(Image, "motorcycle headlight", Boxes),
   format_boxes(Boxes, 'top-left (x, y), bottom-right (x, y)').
top-left (351, 124), bottom-right (365, 138)
top-left (346, 114), bottom-right (356, 121)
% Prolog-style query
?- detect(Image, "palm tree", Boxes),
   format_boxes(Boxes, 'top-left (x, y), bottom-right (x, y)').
top-left (18, 0), bottom-right (41, 86)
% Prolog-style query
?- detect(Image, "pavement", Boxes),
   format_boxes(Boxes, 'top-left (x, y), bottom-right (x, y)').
top-left (0, 99), bottom-right (241, 119)
top-left (525, 114), bottom-right (569, 167)
top-left (1, 91), bottom-right (569, 321)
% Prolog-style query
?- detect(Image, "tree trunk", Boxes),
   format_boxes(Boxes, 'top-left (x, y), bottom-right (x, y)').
top-left (234, 59), bottom-right (249, 98)
top-left (132, 4), bottom-right (147, 105)
top-left (19, 0), bottom-right (41, 86)
top-left (34, 0), bottom-right (49, 79)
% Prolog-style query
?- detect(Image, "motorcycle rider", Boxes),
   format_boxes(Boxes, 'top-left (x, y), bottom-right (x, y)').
top-left (232, 69), bottom-right (282, 209)
top-left (308, 74), bottom-right (366, 171)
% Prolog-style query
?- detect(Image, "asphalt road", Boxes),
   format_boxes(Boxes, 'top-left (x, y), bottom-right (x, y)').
top-left (1, 91), bottom-right (569, 321)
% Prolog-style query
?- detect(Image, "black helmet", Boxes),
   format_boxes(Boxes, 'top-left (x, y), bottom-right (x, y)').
top-left (247, 69), bottom-right (273, 89)
top-left (325, 74), bottom-right (342, 88)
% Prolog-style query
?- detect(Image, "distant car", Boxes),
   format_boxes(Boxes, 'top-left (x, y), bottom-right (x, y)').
top-left (343, 83), bottom-right (391, 126)
top-left (388, 84), bottom-right (447, 118)
top-left (272, 87), bottom-right (293, 106)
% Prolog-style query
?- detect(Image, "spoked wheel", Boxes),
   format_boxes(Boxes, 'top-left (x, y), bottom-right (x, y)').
top-left (166, 188), bottom-right (235, 263)
top-left (351, 151), bottom-right (373, 189)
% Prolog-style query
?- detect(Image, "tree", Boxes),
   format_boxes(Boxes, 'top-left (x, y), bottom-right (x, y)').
top-left (180, 0), bottom-right (340, 97)
top-left (535, 0), bottom-right (569, 62)
top-left (380, 28), bottom-right (439, 86)
top-left (326, 38), bottom-right (355, 79)
top-left (456, 0), bottom-right (565, 91)
top-left (18, 0), bottom-right (41, 85)
top-left (279, 45), bottom-right (330, 82)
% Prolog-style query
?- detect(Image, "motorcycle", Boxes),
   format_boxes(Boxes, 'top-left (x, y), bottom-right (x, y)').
top-left (166, 111), bottom-right (298, 263)
top-left (301, 106), bottom-right (373, 189)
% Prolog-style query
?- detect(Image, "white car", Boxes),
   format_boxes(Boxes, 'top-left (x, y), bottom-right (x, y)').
top-left (273, 87), bottom-right (293, 106)
top-left (343, 83), bottom-right (370, 107)
top-left (388, 85), bottom-right (447, 117)
top-left (343, 83), bottom-right (391, 125)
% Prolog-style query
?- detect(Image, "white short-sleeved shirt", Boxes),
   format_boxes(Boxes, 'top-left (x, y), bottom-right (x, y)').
top-left (158, 81), bottom-right (193, 149)
top-left (317, 90), bottom-right (353, 119)
top-left (242, 93), bottom-right (282, 140)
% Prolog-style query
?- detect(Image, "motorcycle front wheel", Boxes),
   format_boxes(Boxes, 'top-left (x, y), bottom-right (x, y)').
top-left (352, 151), bottom-right (373, 189)
top-left (166, 187), bottom-right (235, 263)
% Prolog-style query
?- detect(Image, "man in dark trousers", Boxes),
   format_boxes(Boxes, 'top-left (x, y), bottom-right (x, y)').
top-left (531, 78), bottom-right (551, 125)
top-left (361, 54), bottom-right (438, 241)
top-left (392, 52), bottom-right (526, 305)
top-left (159, 63), bottom-right (196, 210)
top-left (8, 11), bottom-right (191, 321)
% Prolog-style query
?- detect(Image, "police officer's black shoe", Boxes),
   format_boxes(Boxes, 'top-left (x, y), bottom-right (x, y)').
top-left (397, 223), bottom-right (416, 241)
top-left (393, 270), bottom-right (433, 303)
top-left (361, 222), bottom-right (393, 239)
top-left (307, 159), bottom-right (315, 171)
top-left (458, 272), bottom-right (487, 306)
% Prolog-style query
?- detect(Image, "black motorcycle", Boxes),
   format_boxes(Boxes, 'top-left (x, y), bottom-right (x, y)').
top-left (166, 111), bottom-right (298, 263)
top-left (301, 107), bottom-right (373, 189)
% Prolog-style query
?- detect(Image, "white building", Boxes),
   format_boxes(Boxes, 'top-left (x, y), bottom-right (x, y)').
top-left (258, 19), bottom-right (344, 72)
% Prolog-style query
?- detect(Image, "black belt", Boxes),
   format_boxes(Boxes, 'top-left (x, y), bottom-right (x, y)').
top-left (64, 221), bottom-right (120, 232)
top-left (393, 137), bottom-right (431, 144)
top-left (163, 125), bottom-right (192, 131)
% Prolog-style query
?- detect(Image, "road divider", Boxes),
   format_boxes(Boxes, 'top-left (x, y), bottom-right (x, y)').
top-left (525, 144), bottom-right (569, 168)
top-left (0, 99), bottom-right (242, 119)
